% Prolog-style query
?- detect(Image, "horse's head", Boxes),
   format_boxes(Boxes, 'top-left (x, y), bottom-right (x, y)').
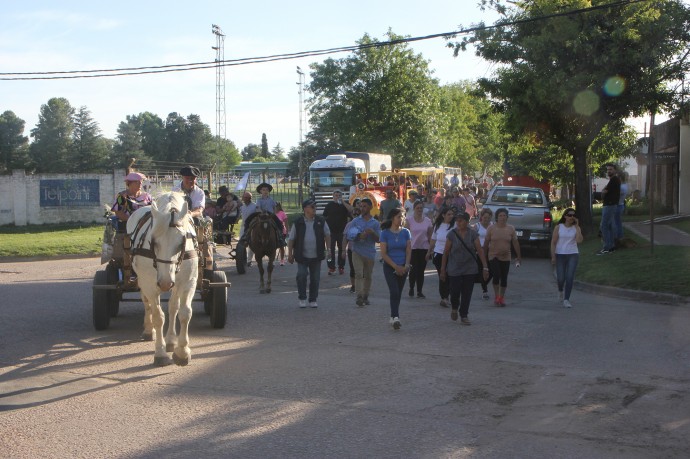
top-left (150, 192), bottom-right (192, 291)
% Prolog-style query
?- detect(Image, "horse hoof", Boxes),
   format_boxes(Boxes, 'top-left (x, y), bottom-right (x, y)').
top-left (166, 343), bottom-right (175, 352)
top-left (266, 288), bottom-right (271, 293)
top-left (141, 332), bottom-right (153, 342)
top-left (173, 353), bottom-right (190, 366)
top-left (153, 356), bottom-right (173, 367)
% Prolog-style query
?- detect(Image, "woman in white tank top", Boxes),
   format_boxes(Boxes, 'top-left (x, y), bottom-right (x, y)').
top-left (550, 208), bottom-right (583, 308)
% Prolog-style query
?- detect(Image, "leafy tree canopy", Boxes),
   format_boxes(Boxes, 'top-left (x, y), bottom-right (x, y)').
top-left (0, 110), bottom-right (30, 174)
top-left (307, 30), bottom-right (444, 167)
top-left (451, 0), bottom-right (690, 231)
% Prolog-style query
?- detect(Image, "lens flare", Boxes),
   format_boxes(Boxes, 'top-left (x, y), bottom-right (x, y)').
top-left (603, 76), bottom-right (626, 97)
top-left (573, 90), bottom-right (600, 116)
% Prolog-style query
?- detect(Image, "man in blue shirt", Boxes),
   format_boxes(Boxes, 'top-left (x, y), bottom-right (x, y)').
top-left (347, 198), bottom-right (381, 307)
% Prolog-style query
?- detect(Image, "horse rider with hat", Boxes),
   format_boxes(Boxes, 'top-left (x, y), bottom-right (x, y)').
top-left (241, 181), bottom-right (286, 248)
top-left (173, 165), bottom-right (214, 280)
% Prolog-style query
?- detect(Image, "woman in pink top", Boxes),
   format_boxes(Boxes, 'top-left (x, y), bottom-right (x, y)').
top-left (405, 200), bottom-right (433, 298)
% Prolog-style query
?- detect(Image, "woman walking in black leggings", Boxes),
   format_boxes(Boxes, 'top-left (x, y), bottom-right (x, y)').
top-left (426, 207), bottom-right (456, 307)
top-left (406, 200), bottom-right (433, 299)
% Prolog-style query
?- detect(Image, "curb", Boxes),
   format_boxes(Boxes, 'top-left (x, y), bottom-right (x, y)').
top-left (574, 280), bottom-right (689, 305)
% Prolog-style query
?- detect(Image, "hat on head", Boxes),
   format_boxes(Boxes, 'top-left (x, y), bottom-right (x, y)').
top-left (125, 172), bottom-right (146, 182)
top-left (256, 182), bottom-right (273, 193)
top-left (455, 212), bottom-right (471, 222)
top-left (360, 198), bottom-right (373, 206)
top-left (302, 198), bottom-right (316, 208)
top-left (179, 165), bottom-right (200, 177)
top-left (218, 185), bottom-right (229, 194)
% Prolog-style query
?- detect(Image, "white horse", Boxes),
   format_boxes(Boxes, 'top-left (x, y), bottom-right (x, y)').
top-left (127, 192), bottom-right (199, 366)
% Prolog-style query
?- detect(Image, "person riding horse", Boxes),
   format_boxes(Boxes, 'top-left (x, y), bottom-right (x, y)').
top-left (240, 182), bottom-right (287, 249)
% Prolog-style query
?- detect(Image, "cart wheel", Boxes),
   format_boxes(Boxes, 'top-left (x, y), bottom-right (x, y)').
top-left (235, 242), bottom-right (246, 275)
top-left (93, 270), bottom-right (111, 330)
top-left (105, 263), bottom-right (120, 317)
top-left (210, 271), bottom-right (228, 329)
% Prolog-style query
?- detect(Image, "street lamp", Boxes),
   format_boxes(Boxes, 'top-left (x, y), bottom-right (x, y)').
top-left (296, 66), bottom-right (305, 203)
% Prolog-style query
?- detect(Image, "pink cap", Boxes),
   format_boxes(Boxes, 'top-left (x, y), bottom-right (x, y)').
top-left (125, 172), bottom-right (146, 182)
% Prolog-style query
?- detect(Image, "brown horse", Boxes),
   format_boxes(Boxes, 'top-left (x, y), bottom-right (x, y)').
top-left (247, 212), bottom-right (279, 294)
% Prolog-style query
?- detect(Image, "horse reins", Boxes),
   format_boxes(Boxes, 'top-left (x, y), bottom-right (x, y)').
top-left (131, 210), bottom-right (198, 273)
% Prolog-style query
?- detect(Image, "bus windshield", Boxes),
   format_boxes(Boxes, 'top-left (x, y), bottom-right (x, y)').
top-left (310, 168), bottom-right (356, 188)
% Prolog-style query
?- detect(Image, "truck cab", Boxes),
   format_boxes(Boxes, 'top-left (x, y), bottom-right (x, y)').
top-left (309, 154), bottom-right (366, 214)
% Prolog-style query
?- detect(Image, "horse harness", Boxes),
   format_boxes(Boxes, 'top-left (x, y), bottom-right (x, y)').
top-left (130, 211), bottom-right (198, 273)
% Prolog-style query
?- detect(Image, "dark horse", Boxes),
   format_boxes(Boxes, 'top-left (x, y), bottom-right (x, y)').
top-left (247, 212), bottom-right (279, 294)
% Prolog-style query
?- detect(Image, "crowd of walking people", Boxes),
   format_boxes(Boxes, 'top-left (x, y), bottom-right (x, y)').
top-left (114, 169), bottom-right (582, 331)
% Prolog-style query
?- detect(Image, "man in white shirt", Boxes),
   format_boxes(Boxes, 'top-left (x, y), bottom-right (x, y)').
top-left (173, 165), bottom-right (213, 279)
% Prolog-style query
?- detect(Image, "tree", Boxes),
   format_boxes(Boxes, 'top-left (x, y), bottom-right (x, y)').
top-left (210, 137), bottom-right (242, 168)
top-left (438, 82), bottom-right (507, 175)
top-left (241, 143), bottom-right (261, 161)
top-left (261, 133), bottom-right (269, 158)
top-left (71, 106), bottom-right (110, 172)
top-left (30, 97), bottom-right (75, 173)
top-left (271, 143), bottom-right (288, 162)
top-left (0, 110), bottom-right (30, 173)
top-left (185, 114), bottom-right (214, 165)
top-left (307, 30), bottom-right (444, 167)
top-left (452, 0), bottom-right (690, 231)
top-left (113, 115), bottom-right (146, 168)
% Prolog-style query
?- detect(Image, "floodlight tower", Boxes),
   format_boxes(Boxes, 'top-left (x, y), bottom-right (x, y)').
top-left (296, 66), bottom-right (306, 203)
top-left (212, 24), bottom-right (226, 147)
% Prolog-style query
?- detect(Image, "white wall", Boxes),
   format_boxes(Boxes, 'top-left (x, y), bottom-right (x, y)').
top-left (0, 170), bottom-right (124, 226)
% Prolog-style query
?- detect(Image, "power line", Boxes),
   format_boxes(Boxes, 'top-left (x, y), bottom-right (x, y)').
top-left (0, 0), bottom-right (650, 81)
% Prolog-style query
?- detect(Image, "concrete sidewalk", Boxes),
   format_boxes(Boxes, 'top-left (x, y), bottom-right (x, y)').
top-left (624, 217), bottom-right (690, 247)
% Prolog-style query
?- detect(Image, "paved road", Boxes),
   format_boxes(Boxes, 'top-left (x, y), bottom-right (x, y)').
top-left (1, 254), bottom-right (689, 458)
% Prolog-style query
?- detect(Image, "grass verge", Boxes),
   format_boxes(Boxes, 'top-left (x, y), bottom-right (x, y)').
top-left (0, 224), bottom-right (103, 258)
top-left (577, 232), bottom-right (690, 297)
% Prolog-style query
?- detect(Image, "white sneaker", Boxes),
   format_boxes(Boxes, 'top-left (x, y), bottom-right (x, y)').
top-left (563, 299), bottom-right (572, 308)
top-left (299, 300), bottom-right (307, 308)
top-left (390, 317), bottom-right (401, 330)
top-left (482, 292), bottom-right (490, 300)
top-left (559, 291), bottom-right (564, 302)
top-left (309, 301), bottom-right (318, 308)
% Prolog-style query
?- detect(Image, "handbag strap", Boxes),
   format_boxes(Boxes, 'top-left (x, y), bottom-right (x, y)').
top-left (450, 229), bottom-right (478, 263)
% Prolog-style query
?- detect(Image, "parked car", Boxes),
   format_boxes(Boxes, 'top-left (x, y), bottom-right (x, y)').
top-left (481, 186), bottom-right (553, 256)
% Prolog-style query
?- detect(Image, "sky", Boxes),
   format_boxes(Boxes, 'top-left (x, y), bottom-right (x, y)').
top-left (0, 0), bottom-right (501, 154)
top-left (0, 1), bottom-right (672, 156)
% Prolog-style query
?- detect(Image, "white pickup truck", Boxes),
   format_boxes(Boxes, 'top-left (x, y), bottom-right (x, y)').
top-left (481, 186), bottom-right (553, 255)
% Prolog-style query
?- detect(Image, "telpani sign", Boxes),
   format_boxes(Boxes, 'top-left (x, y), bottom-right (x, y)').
top-left (40, 179), bottom-right (100, 207)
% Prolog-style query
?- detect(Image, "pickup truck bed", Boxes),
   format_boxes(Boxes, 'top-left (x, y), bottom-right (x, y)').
top-left (481, 186), bottom-right (553, 255)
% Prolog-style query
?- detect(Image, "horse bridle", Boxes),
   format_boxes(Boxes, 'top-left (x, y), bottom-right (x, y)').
top-left (131, 211), bottom-right (198, 273)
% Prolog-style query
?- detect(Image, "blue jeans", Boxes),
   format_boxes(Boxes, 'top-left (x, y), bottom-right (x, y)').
top-left (556, 254), bottom-right (579, 300)
top-left (600, 205), bottom-right (617, 250)
top-left (383, 263), bottom-right (408, 318)
top-left (614, 204), bottom-right (625, 240)
top-left (296, 258), bottom-right (322, 302)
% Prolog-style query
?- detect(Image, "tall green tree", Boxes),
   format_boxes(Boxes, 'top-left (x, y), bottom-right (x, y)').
top-left (0, 110), bottom-right (30, 173)
top-left (185, 114), bottom-right (214, 164)
top-left (438, 82), bottom-right (507, 175)
top-left (271, 143), bottom-right (287, 162)
top-left (71, 106), bottom-right (110, 172)
top-left (307, 30), bottom-right (443, 166)
top-left (452, 0), bottom-right (690, 231)
top-left (261, 133), bottom-right (269, 158)
top-left (30, 97), bottom-right (75, 173)
top-left (113, 115), bottom-right (146, 168)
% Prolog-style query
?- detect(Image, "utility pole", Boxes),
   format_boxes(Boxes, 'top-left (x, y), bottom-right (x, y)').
top-left (296, 66), bottom-right (305, 204)
top-left (649, 111), bottom-right (656, 254)
top-left (212, 25), bottom-right (226, 153)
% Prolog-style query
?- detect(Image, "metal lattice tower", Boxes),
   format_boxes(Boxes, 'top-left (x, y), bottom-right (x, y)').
top-left (212, 25), bottom-right (226, 145)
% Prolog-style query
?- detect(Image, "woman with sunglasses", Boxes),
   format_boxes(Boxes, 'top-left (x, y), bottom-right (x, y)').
top-left (550, 208), bottom-right (583, 308)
